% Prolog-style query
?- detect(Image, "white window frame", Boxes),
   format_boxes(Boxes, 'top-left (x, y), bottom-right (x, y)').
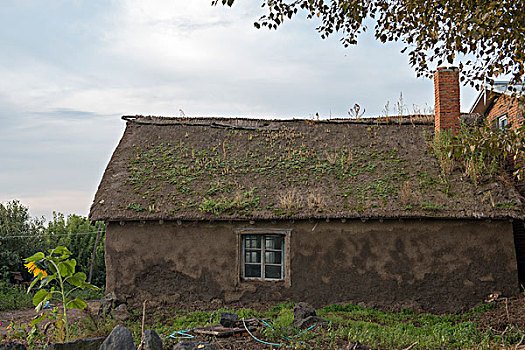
top-left (498, 115), bottom-right (508, 130)
top-left (235, 228), bottom-right (291, 285)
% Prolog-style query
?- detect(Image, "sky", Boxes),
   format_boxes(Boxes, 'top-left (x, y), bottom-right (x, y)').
top-left (0, 0), bottom-right (479, 220)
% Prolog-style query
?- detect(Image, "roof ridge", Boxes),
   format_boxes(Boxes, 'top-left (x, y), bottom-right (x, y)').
top-left (121, 115), bottom-right (435, 126)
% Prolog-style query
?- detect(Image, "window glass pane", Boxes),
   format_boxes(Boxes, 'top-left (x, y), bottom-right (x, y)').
top-left (245, 250), bottom-right (261, 263)
top-left (244, 235), bottom-right (261, 249)
top-left (265, 265), bottom-right (282, 279)
top-left (245, 264), bottom-right (261, 278)
top-left (499, 116), bottom-right (508, 129)
top-left (265, 235), bottom-right (282, 250)
top-left (265, 251), bottom-right (282, 264)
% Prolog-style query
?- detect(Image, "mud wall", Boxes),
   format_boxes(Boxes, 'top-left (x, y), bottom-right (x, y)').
top-left (105, 219), bottom-right (519, 312)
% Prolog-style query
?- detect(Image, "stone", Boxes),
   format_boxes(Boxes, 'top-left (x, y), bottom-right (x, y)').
top-left (219, 312), bottom-right (238, 328)
top-left (172, 342), bottom-right (217, 350)
top-left (98, 292), bottom-right (118, 317)
top-left (111, 304), bottom-right (131, 321)
top-left (292, 315), bottom-right (327, 329)
top-left (99, 325), bottom-right (136, 350)
top-left (143, 329), bottom-right (163, 350)
top-left (46, 338), bottom-right (105, 350)
top-left (293, 302), bottom-right (316, 320)
top-left (292, 302), bottom-right (320, 328)
top-left (0, 344), bottom-right (25, 350)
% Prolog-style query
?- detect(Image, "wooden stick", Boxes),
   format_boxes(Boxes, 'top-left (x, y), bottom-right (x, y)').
top-left (505, 297), bottom-right (510, 324)
top-left (138, 300), bottom-right (147, 350)
top-left (402, 342), bottom-right (418, 350)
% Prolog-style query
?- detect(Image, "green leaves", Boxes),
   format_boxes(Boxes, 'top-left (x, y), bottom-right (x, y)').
top-left (67, 272), bottom-right (99, 290)
top-left (30, 313), bottom-right (48, 327)
top-left (25, 246), bottom-right (100, 342)
top-left (49, 246), bottom-right (72, 258)
top-left (33, 289), bottom-right (48, 306)
top-left (24, 252), bottom-right (44, 263)
top-left (67, 272), bottom-right (86, 287)
top-left (58, 259), bottom-right (76, 278)
top-left (33, 289), bottom-right (52, 312)
top-left (433, 123), bottom-right (525, 188)
top-left (66, 297), bottom-right (87, 310)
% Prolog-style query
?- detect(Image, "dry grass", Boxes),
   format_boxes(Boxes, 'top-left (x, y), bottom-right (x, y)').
top-left (464, 158), bottom-right (480, 187)
top-left (325, 152), bottom-right (337, 165)
top-left (278, 188), bottom-right (302, 210)
top-left (399, 181), bottom-right (416, 206)
top-left (306, 188), bottom-right (326, 211)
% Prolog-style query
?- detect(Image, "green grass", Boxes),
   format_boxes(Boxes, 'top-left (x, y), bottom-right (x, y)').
top-left (6, 298), bottom-right (524, 349)
top-left (316, 304), bottom-right (490, 349)
top-left (109, 301), bottom-right (524, 350)
top-left (0, 282), bottom-right (104, 312)
top-left (69, 286), bottom-right (105, 301)
top-left (494, 200), bottom-right (518, 209)
top-left (123, 127), bottom-right (415, 216)
top-left (0, 282), bottom-right (33, 311)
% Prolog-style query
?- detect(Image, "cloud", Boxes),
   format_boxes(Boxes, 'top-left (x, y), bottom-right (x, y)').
top-left (0, 108), bottom-right (124, 219)
top-left (1, 191), bottom-right (95, 220)
top-left (0, 0), bottom-right (479, 218)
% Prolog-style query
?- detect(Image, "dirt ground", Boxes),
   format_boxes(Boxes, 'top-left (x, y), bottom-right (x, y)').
top-left (2, 295), bottom-right (525, 349)
top-left (474, 295), bottom-right (525, 331)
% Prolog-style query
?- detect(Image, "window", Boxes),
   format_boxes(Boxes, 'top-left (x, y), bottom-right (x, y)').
top-left (498, 115), bottom-right (508, 130)
top-left (239, 230), bottom-right (289, 281)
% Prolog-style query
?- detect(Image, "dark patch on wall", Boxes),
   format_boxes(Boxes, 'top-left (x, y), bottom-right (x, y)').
top-left (134, 265), bottom-right (223, 303)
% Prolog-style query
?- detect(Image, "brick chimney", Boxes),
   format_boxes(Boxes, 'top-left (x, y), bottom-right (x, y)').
top-left (434, 67), bottom-right (460, 133)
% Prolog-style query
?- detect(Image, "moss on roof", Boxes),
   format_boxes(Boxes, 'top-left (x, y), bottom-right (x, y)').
top-left (89, 116), bottom-right (524, 221)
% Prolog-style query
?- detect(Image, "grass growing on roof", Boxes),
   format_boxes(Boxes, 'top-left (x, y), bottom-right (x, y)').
top-left (122, 125), bottom-right (449, 216)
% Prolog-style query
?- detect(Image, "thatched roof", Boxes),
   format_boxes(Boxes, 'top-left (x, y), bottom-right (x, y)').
top-left (89, 115), bottom-right (525, 222)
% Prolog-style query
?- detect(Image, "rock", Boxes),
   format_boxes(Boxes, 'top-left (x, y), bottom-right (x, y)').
top-left (219, 312), bottom-right (238, 328)
top-left (292, 302), bottom-right (320, 328)
top-left (99, 325), bottom-right (136, 350)
top-left (0, 342), bottom-right (27, 350)
top-left (46, 338), bottom-right (105, 350)
top-left (292, 315), bottom-right (326, 329)
top-left (98, 292), bottom-right (118, 317)
top-left (143, 329), bottom-right (163, 350)
top-left (111, 304), bottom-right (131, 321)
top-left (172, 342), bottom-right (217, 350)
top-left (293, 302), bottom-right (316, 320)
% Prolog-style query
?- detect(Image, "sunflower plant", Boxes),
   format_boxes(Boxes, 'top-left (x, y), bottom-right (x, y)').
top-left (25, 246), bottom-right (99, 342)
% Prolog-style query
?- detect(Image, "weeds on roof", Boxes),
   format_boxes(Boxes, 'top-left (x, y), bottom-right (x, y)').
top-left (494, 200), bottom-right (518, 209)
top-left (431, 122), bottom-right (525, 186)
top-left (199, 187), bottom-right (260, 216)
top-left (421, 202), bottom-right (444, 211)
top-left (127, 204), bottom-right (146, 212)
top-left (121, 123), bottom-right (501, 216)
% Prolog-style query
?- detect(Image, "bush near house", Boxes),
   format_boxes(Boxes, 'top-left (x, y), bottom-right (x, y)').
top-left (0, 200), bottom-right (106, 309)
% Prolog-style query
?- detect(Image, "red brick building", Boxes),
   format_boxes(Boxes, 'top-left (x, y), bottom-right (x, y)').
top-left (470, 82), bottom-right (524, 130)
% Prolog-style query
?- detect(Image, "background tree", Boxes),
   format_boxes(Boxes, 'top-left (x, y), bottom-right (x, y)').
top-left (46, 213), bottom-right (106, 287)
top-left (0, 200), bottom-right (45, 279)
top-left (0, 201), bottom-right (106, 287)
top-left (214, 0), bottom-right (525, 90)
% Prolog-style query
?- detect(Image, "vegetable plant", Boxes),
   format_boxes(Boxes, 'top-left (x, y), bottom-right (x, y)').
top-left (25, 246), bottom-right (99, 342)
